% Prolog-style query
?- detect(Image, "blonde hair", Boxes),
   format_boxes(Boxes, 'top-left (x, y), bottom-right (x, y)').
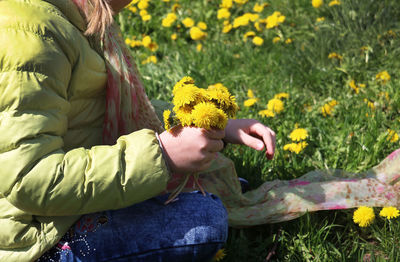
top-left (82, 0), bottom-right (114, 39)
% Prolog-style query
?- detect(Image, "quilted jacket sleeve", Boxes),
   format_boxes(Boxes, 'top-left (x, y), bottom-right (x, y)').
top-left (0, 5), bottom-right (170, 216)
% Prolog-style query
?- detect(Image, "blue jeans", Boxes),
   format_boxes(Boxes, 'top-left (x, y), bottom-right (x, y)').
top-left (38, 191), bottom-right (228, 262)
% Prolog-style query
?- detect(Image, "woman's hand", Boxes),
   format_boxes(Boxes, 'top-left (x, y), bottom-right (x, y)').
top-left (224, 119), bottom-right (276, 159)
top-left (159, 126), bottom-right (225, 174)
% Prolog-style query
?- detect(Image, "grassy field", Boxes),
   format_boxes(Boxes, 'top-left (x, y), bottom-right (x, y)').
top-left (118, 0), bottom-right (400, 261)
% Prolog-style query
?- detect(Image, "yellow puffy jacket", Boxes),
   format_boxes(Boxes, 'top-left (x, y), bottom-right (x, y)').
top-left (0, 0), bottom-right (170, 261)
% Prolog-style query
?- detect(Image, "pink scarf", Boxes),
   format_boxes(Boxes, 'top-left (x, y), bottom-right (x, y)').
top-left (72, 0), bottom-right (163, 145)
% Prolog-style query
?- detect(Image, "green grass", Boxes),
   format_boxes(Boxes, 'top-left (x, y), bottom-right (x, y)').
top-left (118, 0), bottom-right (400, 260)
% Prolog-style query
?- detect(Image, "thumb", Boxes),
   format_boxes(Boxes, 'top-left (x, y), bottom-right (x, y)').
top-left (240, 133), bottom-right (264, 151)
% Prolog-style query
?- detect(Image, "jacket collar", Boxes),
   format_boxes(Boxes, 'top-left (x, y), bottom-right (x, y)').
top-left (43, 0), bottom-right (86, 32)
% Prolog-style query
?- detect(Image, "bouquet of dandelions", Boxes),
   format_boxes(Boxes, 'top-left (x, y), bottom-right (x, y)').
top-left (163, 76), bottom-right (238, 204)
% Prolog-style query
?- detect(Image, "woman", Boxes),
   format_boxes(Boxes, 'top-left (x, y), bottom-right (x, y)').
top-left (0, 0), bottom-right (276, 261)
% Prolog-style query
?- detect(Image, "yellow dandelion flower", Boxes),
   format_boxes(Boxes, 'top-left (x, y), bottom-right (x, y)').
top-left (312, 0), bottom-right (323, 8)
top-left (171, 3), bottom-right (180, 12)
top-left (258, 109), bottom-right (275, 118)
top-left (272, 36), bottom-right (281, 43)
top-left (253, 36), bottom-right (264, 46)
top-left (220, 0), bottom-right (233, 9)
top-left (283, 141), bottom-right (308, 154)
top-left (137, 0), bottom-right (149, 9)
top-left (380, 207), bottom-right (400, 219)
top-left (206, 84), bottom-right (238, 116)
top-left (328, 0), bottom-right (341, 6)
top-left (197, 22), bottom-right (207, 30)
top-left (171, 33), bottom-right (177, 40)
top-left (234, 0), bottom-right (248, 5)
top-left (163, 110), bottom-right (171, 131)
top-left (285, 38), bottom-right (293, 44)
top-left (128, 6), bottom-right (137, 13)
top-left (247, 89), bottom-right (255, 98)
top-left (213, 249), bottom-right (227, 261)
top-left (172, 84), bottom-right (204, 109)
top-left (274, 92), bottom-right (289, 99)
top-left (141, 55), bottom-right (157, 64)
top-left (218, 8), bottom-right (231, 19)
top-left (349, 80), bottom-right (359, 94)
top-left (243, 31), bottom-right (256, 42)
top-left (142, 35), bottom-right (152, 47)
top-left (172, 76), bottom-right (195, 95)
top-left (316, 17), bottom-right (325, 22)
top-left (267, 98), bottom-right (284, 113)
top-left (182, 17), bottom-right (195, 28)
top-left (265, 11), bottom-right (285, 29)
top-left (328, 99), bottom-right (338, 107)
top-left (328, 52), bottom-right (343, 60)
top-left (364, 99), bottom-right (375, 110)
top-left (353, 206), bottom-right (375, 227)
top-left (244, 98), bottom-right (258, 107)
top-left (175, 106), bottom-right (193, 126)
top-left (387, 129), bottom-right (399, 143)
top-left (191, 102), bottom-right (228, 130)
top-left (289, 128), bottom-right (308, 142)
top-left (233, 15), bottom-right (250, 28)
top-left (190, 27), bottom-right (207, 40)
top-left (376, 70), bottom-right (391, 84)
top-left (222, 21), bottom-right (233, 33)
top-left (253, 3), bottom-right (268, 13)
top-left (162, 13), bottom-right (177, 27)
top-left (196, 43), bottom-right (203, 52)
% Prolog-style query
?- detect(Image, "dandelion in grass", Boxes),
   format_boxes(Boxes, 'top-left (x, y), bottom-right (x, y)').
top-left (190, 27), bottom-right (207, 40)
top-left (349, 80), bottom-right (360, 94)
top-left (171, 33), bottom-right (177, 40)
top-left (353, 206), bottom-right (375, 227)
top-left (197, 22), bottom-right (207, 30)
top-left (259, 109), bottom-right (275, 118)
top-left (213, 248), bottom-right (226, 261)
top-left (141, 55), bottom-right (157, 64)
top-left (272, 36), bottom-right (281, 43)
top-left (253, 3), bottom-right (268, 13)
top-left (182, 17), bottom-right (195, 28)
top-left (380, 207), bottom-right (400, 219)
top-left (312, 0), bottom-right (323, 8)
top-left (171, 3), bottom-right (180, 12)
top-left (137, 0), bottom-right (149, 9)
top-left (274, 92), bottom-right (289, 99)
top-left (387, 129), bottom-right (399, 143)
top-left (321, 99), bottom-right (338, 117)
top-left (234, 0), bottom-right (248, 5)
top-left (285, 38), bottom-right (293, 44)
top-left (196, 43), bottom-right (203, 52)
top-left (328, 0), bottom-right (341, 6)
top-left (253, 36), bottom-right (264, 46)
top-left (283, 141), bottom-right (308, 154)
top-left (328, 52), bottom-right (343, 60)
top-left (162, 13), bottom-right (177, 27)
top-left (316, 17), bottom-right (325, 22)
top-left (289, 128), bottom-right (308, 142)
top-left (376, 70), bottom-right (391, 84)
top-left (140, 10), bottom-right (151, 21)
top-left (163, 110), bottom-right (172, 131)
top-left (220, 0), bottom-right (233, 9)
top-left (364, 99), bottom-right (375, 110)
top-left (265, 11), bottom-right (285, 29)
top-left (233, 15), bottom-right (251, 28)
top-left (243, 31), bottom-right (256, 42)
top-left (267, 98), bottom-right (284, 113)
top-left (218, 8), bottom-right (231, 19)
top-left (244, 89), bottom-right (258, 107)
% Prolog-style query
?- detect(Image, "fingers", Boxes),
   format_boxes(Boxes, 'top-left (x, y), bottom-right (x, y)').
top-left (249, 122), bottom-right (276, 159)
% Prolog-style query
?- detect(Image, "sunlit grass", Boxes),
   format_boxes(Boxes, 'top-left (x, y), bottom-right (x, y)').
top-left (119, 0), bottom-right (400, 260)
